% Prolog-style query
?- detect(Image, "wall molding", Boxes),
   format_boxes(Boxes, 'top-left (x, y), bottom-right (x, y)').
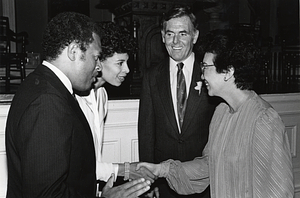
top-left (104, 122), bottom-right (137, 129)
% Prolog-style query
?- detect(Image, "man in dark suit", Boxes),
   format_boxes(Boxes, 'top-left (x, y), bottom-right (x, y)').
top-left (5, 12), bottom-right (150, 198)
top-left (138, 6), bottom-right (217, 198)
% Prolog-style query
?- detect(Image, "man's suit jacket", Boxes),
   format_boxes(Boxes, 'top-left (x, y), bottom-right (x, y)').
top-left (138, 57), bottom-right (217, 164)
top-left (5, 65), bottom-right (96, 198)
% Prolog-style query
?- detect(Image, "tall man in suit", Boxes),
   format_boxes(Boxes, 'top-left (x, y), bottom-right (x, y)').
top-left (138, 5), bottom-right (217, 198)
top-left (5, 12), bottom-right (150, 198)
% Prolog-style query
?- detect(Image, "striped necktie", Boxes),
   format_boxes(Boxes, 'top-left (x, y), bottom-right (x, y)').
top-left (177, 62), bottom-right (187, 129)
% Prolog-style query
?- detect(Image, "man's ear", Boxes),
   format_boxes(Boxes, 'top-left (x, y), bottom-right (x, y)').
top-left (193, 30), bottom-right (199, 44)
top-left (161, 30), bottom-right (166, 43)
top-left (67, 42), bottom-right (79, 61)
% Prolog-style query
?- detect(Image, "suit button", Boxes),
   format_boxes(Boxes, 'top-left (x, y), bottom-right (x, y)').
top-left (178, 139), bottom-right (184, 144)
top-left (35, 78), bottom-right (40, 85)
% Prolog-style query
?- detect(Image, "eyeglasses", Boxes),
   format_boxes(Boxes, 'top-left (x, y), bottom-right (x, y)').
top-left (200, 62), bottom-right (214, 73)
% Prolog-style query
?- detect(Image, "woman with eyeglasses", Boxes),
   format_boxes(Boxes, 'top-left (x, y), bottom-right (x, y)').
top-left (137, 28), bottom-right (294, 198)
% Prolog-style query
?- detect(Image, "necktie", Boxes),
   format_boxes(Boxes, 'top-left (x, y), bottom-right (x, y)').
top-left (177, 62), bottom-right (187, 129)
top-left (72, 92), bottom-right (78, 103)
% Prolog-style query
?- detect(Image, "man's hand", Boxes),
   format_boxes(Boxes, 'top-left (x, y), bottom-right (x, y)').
top-left (130, 162), bottom-right (158, 183)
top-left (101, 174), bottom-right (151, 198)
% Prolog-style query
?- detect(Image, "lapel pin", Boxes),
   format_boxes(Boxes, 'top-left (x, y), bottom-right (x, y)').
top-left (194, 81), bottom-right (202, 95)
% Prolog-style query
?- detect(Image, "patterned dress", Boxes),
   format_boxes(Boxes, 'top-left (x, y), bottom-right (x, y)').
top-left (161, 91), bottom-right (294, 197)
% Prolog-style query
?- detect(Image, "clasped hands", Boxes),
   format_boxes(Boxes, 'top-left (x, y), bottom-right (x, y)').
top-left (129, 162), bottom-right (162, 182)
top-left (101, 162), bottom-right (162, 198)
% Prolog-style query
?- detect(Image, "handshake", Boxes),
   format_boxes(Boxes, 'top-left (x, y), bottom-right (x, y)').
top-left (101, 162), bottom-right (163, 198)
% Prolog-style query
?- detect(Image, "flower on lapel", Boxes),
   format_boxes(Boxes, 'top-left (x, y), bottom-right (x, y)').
top-left (194, 81), bottom-right (202, 95)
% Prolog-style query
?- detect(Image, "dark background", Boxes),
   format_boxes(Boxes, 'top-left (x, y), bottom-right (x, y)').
top-left (0, 0), bottom-right (299, 97)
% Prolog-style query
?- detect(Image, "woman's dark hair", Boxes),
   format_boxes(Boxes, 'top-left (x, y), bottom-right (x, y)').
top-left (198, 28), bottom-right (261, 90)
top-left (42, 12), bottom-right (98, 61)
top-left (97, 21), bottom-right (137, 61)
top-left (161, 5), bottom-right (199, 32)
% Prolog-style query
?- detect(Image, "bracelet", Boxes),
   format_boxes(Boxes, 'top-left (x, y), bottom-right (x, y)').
top-left (124, 162), bottom-right (130, 181)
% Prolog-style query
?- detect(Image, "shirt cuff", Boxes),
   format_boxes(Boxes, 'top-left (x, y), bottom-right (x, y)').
top-left (160, 160), bottom-right (171, 177)
top-left (96, 162), bottom-right (118, 182)
top-left (113, 164), bottom-right (119, 181)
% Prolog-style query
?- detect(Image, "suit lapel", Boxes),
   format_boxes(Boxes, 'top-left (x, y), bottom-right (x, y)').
top-left (181, 60), bottom-right (204, 133)
top-left (157, 59), bottom-right (180, 133)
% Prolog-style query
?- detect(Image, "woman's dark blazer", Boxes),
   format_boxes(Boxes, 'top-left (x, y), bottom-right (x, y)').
top-left (5, 65), bottom-right (96, 198)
